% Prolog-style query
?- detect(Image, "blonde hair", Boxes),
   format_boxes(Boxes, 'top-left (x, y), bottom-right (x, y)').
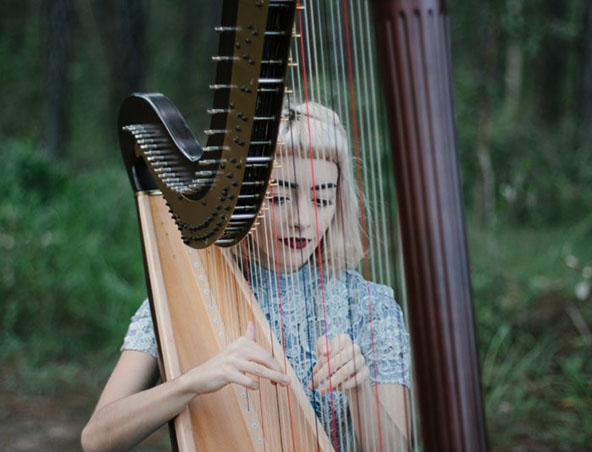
top-left (276, 101), bottom-right (364, 273)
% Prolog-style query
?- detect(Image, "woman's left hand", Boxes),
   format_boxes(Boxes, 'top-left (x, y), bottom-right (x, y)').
top-left (310, 334), bottom-right (370, 394)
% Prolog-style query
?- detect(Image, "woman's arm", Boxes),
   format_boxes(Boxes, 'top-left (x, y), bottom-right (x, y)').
top-left (311, 335), bottom-right (410, 452)
top-left (81, 322), bottom-right (291, 452)
top-left (348, 382), bottom-right (410, 452)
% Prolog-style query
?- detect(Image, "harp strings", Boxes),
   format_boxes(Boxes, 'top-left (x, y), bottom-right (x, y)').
top-left (294, 4), bottom-right (341, 449)
top-left (220, 0), bottom-right (413, 450)
top-left (295, 1), bottom-right (413, 451)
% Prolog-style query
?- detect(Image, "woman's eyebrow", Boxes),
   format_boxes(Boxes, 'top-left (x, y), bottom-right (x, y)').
top-left (314, 182), bottom-right (337, 190)
top-left (274, 179), bottom-right (298, 189)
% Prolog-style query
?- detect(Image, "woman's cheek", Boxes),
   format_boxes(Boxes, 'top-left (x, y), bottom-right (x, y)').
top-left (321, 207), bottom-right (337, 235)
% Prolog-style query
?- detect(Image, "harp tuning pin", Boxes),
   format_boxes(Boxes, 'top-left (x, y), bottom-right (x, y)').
top-left (204, 129), bottom-right (228, 136)
top-left (212, 56), bottom-right (238, 62)
top-left (208, 108), bottom-right (231, 115)
top-left (215, 26), bottom-right (238, 33)
top-left (210, 84), bottom-right (237, 90)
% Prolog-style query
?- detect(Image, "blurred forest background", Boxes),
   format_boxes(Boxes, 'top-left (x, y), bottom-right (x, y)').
top-left (1, 0), bottom-right (591, 451)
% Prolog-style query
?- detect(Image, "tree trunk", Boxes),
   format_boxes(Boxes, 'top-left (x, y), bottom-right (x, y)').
top-left (43, 0), bottom-right (74, 158)
top-left (503, 42), bottom-right (523, 114)
top-left (474, 21), bottom-right (497, 228)
top-left (540, 0), bottom-right (566, 124)
top-left (91, 0), bottom-right (146, 119)
top-left (582, 1), bottom-right (592, 145)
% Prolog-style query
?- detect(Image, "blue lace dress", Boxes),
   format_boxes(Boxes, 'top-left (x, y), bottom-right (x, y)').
top-left (122, 263), bottom-right (410, 451)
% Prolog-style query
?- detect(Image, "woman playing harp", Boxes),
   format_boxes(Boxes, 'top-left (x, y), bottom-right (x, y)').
top-left (81, 102), bottom-right (411, 452)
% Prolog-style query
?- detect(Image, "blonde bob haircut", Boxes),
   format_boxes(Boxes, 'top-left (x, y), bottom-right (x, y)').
top-left (275, 101), bottom-right (364, 273)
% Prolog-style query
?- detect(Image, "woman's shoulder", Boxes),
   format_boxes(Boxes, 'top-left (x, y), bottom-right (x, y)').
top-left (341, 269), bottom-right (396, 303)
top-left (121, 299), bottom-right (158, 358)
top-left (133, 298), bottom-right (152, 318)
top-left (323, 269), bottom-right (401, 321)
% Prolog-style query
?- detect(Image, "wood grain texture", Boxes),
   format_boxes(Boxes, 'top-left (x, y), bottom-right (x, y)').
top-left (135, 192), bottom-right (334, 452)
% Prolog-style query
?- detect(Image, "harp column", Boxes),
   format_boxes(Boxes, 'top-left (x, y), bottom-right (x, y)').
top-left (370, 0), bottom-right (488, 451)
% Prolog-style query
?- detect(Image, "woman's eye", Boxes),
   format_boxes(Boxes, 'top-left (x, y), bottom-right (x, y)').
top-left (315, 198), bottom-right (333, 207)
top-left (271, 196), bottom-right (290, 204)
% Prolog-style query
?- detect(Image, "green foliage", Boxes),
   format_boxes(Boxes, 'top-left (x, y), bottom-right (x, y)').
top-left (0, 140), bottom-right (145, 372)
top-left (469, 221), bottom-right (592, 451)
top-left (451, 0), bottom-right (592, 226)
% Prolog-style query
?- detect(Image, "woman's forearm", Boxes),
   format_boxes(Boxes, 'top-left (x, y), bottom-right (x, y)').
top-left (348, 383), bottom-right (410, 452)
top-left (82, 325), bottom-right (290, 452)
top-left (81, 373), bottom-right (196, 452)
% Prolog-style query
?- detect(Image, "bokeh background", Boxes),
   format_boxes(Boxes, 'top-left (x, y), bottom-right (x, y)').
top-left (1, 1), bottom-right (591, 451)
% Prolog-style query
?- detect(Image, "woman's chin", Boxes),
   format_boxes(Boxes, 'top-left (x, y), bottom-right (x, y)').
top-left (274, 248), bottom-right (315, 273)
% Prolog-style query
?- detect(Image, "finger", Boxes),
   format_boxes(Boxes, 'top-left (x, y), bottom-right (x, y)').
top-left (229, 370), bottom-right (259, 390)
top-left (239, 361), bottom-right (291, 386)
top-left (315, 335), bottom-right (331, 357)
top-left (230, 334), bottom-right (284, 374)
top-left (242, 343), bottom-right (286, 374)
top-left (329, 334), bottom-right (353, 355)
top-left (313, 334), bottom-right (354, 369)
top-left (340, 367), bottom-right (371, 391)
top-left (316, 354), bottom-right (366, 393)
top-left (317, 360), bottom-right (357, 393)
top-left (244, 321), bottom-right (256, 341)
top-left (311, 347), bottom-right (355, 387)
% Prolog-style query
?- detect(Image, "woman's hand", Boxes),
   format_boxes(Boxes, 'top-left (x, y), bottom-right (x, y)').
top-left (181, 321), bottom-right (291, 395)
top-left (310, 334), bottom-right (369, 394)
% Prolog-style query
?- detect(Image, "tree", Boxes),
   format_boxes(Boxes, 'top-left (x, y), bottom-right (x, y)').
top-left (43, 0), bottom-right (74, 158)
top-left (91, 0), bottom-right (146, 119)
top-left (582, 1), bottom-right (592, 145)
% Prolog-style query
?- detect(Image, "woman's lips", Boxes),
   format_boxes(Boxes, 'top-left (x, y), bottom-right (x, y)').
top-left (280, 238), bottom-right (311, 249)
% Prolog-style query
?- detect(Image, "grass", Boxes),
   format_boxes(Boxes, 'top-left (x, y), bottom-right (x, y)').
top-left (467, 220), bottom-right (592, 451)
top-left (0, 140), bottom-right (590, 451)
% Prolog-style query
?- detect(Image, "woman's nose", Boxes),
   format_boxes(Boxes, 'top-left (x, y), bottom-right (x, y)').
top-left (289, 196), bottom-right (313, 230)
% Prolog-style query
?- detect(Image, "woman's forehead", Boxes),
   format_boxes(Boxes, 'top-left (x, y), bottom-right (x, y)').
top-left (273, 155), bottom-right (338, 187)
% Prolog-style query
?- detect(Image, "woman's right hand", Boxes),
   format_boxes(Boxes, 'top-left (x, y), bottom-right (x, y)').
top-left (180, 321), bottom-right (291, 395)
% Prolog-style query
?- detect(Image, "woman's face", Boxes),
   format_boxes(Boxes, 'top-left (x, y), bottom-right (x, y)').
top-left (251, 154), bottom-right (339, 273)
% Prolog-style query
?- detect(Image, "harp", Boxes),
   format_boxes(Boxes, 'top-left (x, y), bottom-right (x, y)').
top-left (118, 0), bottom-right (488, 451)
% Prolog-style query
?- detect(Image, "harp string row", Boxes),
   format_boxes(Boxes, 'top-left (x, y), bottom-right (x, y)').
top-left (237, 0), bottom-right (414, 450)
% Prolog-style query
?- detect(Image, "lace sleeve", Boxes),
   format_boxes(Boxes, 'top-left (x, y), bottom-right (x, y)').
top-left (352, 277), bottom-right (411, 387)
top-left (120, 299), bottom-right (158, 358)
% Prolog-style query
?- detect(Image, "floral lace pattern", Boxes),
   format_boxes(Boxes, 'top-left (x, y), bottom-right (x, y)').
top-left (120, 298), bottom-right (157, 358)
top-left (247, 263), bottom-right (410, 450)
